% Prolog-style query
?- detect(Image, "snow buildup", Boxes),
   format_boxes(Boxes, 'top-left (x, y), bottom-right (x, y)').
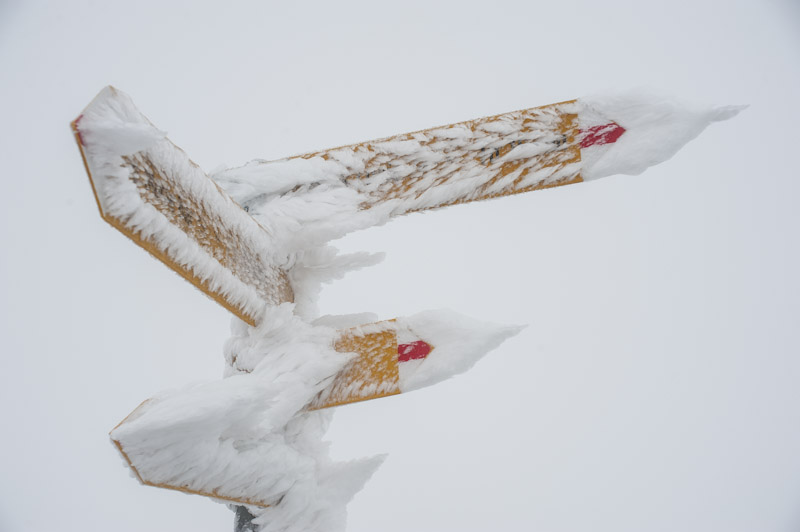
top-left (287, 245), bottom-right (385, 320)
top-left (110, 305), bottom-right (519, 531)
top-left (395, 310), bottom-right (525, 392)
top-left (88, 87), bottom-right (740, 532)
top-left (210, 99), bottom-right (580, 242)
top-left (75, 87), bottom-right (293, 321)
top-left (213, 92), bottom-right (743, 248)
top-left (577, 90), bottom-right (746, 180)
top-left (77, 87), bottom-right (167, 212)
top-left (111, 304), bottom-right (385, 528)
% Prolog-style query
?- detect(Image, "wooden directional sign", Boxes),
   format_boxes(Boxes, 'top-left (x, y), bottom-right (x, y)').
top-left (110, 318), bottom-right (443, 507)
top-left (74, 88), bottom-right (629, 326)
top-left (215, 99), bottom-right (629, 221)
top-left (77, 87), bottom-right (626, 510)
top-left (72, 87), bottom-right (294, 326)
top-left (309, 320), bottom-right (433, 410)
top-left (77, 87), bottom-right (736, 516)
top-left (299, 100), bottom-right (584, 212)
top-left (109, 420), bottom-right (273, 508)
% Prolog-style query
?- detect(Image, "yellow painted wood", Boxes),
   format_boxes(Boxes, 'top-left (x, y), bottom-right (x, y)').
top-left (72, 119), bottom-right (294, 326)
top-left (308, 320), bottom-right (403, 410)
top-left (296, 100), bottom-right (583, 213)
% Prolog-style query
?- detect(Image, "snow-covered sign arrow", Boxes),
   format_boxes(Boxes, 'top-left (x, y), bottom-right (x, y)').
top-left (307, 315), bottom-right (522, 410)
top-left (71, 87), bottom-right (649, 330)
top-left (109, 310), bottom-right (521, 507)
top-left (72, 87), bottom-right (294, 326)
top-left (73, 87), bottom-right (742, 331)
top-left (73, 87), bottom-right (742, 526)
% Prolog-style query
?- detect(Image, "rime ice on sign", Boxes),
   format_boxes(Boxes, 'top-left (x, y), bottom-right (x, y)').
top-left (309, 320), bottom-right (437, 410)
top-left (307, 312), bottom-right (520, 410)
top-left (314, 321), bottom-right (402, 408)
top-left (109, 309), bottom-right (520, 508)
top-left (216, 100), bottom-right (584, 220)
top-left (330, 101), bottom-right (583, 211)
top-left (72, 87), bottom-right (294, 325)
top-left (80, 87), bottom-right (743, 530)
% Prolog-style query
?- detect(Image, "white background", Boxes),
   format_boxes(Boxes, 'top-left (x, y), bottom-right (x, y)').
top-left (1, 1), bottom-right (799, 531)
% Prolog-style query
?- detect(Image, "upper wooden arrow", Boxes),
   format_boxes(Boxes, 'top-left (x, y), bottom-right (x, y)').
top-left (73, 88), bottom-right (629, 324)
top-left (72, 87), bottom-right (294, 325)
top-left (215, 99), bottom-right (589, 220)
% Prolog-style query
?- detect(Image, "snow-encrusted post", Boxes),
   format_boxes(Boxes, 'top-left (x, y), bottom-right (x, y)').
top-left (233, 506), bottom-right (257, 532)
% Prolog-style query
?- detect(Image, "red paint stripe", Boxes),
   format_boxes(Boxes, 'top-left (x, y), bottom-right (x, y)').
top-left (398, 341), bottom-right (431, 362)
top-left (579, 122), bottom-right (625, 148)
top-left (73, 114), bottom-right (85, 146)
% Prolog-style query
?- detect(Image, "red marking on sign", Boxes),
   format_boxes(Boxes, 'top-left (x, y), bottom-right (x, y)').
top-left (579, 122), bottom-right (626, 148)
top-left (73, 114), bottom-right (85, 145)
top-left (398, 341), bottom-right (431, 362)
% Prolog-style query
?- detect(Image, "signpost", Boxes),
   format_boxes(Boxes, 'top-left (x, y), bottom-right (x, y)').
top-left (72, 86), bottom-right (738, 530)
top-left (71, 86), bottom-right (623, 510)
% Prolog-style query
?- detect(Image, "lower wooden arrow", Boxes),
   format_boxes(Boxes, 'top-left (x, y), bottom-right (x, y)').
top-left (110, 311), bottom-right (520, 506)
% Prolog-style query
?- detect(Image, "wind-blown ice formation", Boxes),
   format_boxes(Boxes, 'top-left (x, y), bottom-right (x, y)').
top-left (578, 91), bottom-right (746, 180)
top-left (74, 87), bottom-right (741, 532)
top-left (213, 91), bottom-right (743, 251)
top-left (110, 306), bottom-right (521, 531)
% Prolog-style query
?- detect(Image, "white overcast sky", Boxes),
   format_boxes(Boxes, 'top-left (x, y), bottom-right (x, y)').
top-left (1, 1), bottom-right (799, 531)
